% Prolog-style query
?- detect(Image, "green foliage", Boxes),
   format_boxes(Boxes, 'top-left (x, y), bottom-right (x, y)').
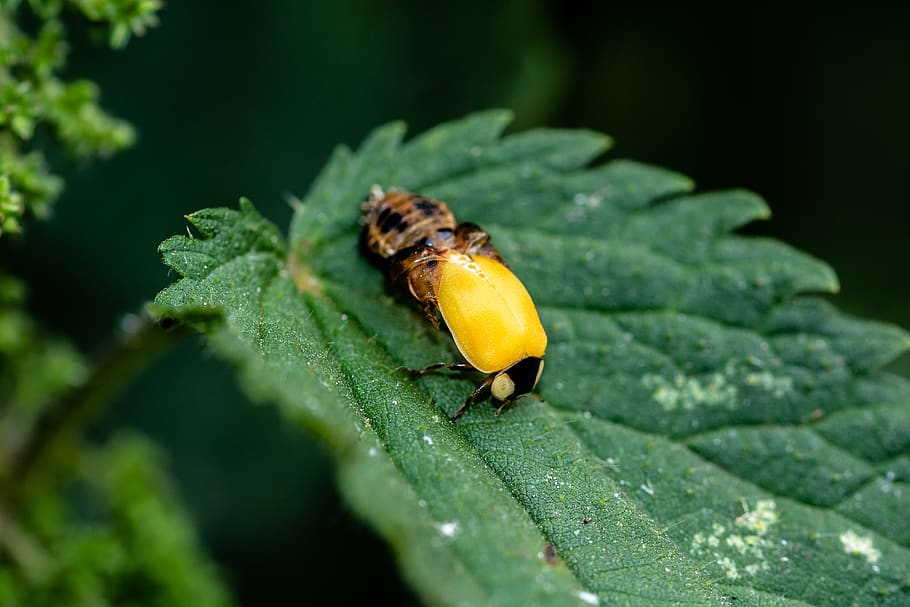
top-left (68, 0), bottom-right (161, 48)
top-left (0, 272), bottom-right (84, 416)
top-left (0, 0), bottom-right (159, 236)
top-left (0, 435), bottom-right (233, 607)
top-left (0, 271), bottom-right (233, 605)
top-left (156, 111), bottom-right (910, 606)
top-left (1, 4), bottom-right (234, 606)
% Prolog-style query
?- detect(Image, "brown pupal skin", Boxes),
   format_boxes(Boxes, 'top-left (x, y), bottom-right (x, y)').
top-left (361, 188), bottom-right (506, 326)
top-left (362, 189), bottom-right (458, 259)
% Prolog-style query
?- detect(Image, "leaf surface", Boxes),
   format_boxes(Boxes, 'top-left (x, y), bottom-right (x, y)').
top-left (156, 111), bottom-right (910, 606)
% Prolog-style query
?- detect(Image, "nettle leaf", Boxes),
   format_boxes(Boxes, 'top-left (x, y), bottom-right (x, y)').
top-left (155, 111), bottom-right (910, 606)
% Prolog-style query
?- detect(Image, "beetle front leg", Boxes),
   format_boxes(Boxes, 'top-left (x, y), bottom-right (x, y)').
top-left (403, 361), bottom-right (476, 378)
top-left (451, 374), bottom-right (495, 421)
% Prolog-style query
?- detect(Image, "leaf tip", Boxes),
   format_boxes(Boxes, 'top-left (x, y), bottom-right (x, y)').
top-left (454, 107), bottom-right (515, 139)
top-left (183, 210), bottom-right (204, 231)
top-left (478, 107), bottom-right (515, 126)
top-left (589, 130), bottom-right (614, 152)
top-left (387, 119), bottom-right (408, 136)
top-left (238, 196), bottom-right (256, 212)
top-left (826, 268), bottom-right (842, 293)
top-left (738, 189), bottom-right (772, 225)
top-left (363, 120), bottom-right (408, 151)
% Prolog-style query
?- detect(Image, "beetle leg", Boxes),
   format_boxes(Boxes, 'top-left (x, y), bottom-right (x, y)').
top-left (402, 361), bottom-right (476, 378)
top-left (420, 298), bottom-right (441, 329)
top-left (494, 391), bottom-right (540, 416)
top-left (494, 398), bottom-right (516, 416)
top-left (451, 374), bottom-right (495, 421)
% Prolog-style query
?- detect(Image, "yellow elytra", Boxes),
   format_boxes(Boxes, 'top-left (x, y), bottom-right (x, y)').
top-left (361, 187), bottom-right (547, 420)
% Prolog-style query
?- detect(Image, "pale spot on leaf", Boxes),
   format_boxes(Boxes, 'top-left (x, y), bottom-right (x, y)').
top-left (839, 530), bottom-right (881, 564)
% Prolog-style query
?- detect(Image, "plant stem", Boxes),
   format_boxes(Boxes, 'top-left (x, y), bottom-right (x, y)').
top-left (3, 309), bottom-right (192, 498)
top-left (0, 505), bottom-right (50, 581)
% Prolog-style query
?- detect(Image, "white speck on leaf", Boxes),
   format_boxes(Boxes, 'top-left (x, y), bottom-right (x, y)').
top-left (840, 530), bottom-right (881, 564)
top-left (577, 590), bottom-right (599, 605)
top-left (438, 522), bottom-right (458, 538)
top-left (423, 435), bottom-right (434, 446)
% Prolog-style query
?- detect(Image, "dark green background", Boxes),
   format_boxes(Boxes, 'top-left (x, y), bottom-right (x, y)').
top-left (5, 2), bottom-right (909, 604)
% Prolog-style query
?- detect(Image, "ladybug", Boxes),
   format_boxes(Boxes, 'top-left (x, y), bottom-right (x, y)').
top-left (362, 187), bottom-right (547, 420)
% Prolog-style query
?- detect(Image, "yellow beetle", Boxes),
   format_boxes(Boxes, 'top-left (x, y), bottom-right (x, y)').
top-left (362, 188), bottom-right (547, 420)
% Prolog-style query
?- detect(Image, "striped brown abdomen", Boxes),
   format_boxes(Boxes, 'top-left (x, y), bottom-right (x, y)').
top-left (362, 190), bottom-right (458, 259)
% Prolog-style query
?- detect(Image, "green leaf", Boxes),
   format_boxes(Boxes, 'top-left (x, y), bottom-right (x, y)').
top-left (156, 111), bottom-right (910, 606)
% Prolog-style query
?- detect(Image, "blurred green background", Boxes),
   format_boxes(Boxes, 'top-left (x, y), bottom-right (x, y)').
top-left (4, 1), bottom-right (909, 604)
